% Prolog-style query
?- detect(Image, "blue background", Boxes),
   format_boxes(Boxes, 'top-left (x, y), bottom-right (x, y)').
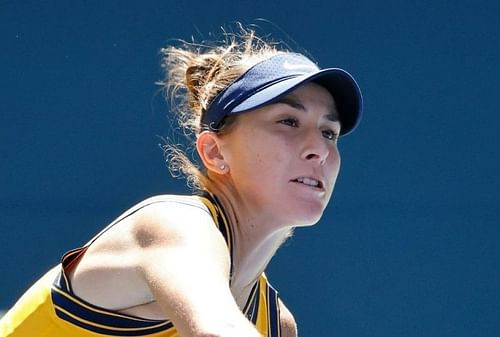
top-left (1, 1), bottom-right (499, 336)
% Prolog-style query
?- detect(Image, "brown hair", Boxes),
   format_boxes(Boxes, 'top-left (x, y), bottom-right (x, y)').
top-left (159, 25), bottom-right (288, 190)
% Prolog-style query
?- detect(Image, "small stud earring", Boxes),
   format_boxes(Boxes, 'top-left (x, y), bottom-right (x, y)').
top-left (220, 164), bottom-right (225, 170)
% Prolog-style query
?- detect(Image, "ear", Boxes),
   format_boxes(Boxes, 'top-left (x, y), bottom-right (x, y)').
top-left (196, 131), bottom-right (227, 174)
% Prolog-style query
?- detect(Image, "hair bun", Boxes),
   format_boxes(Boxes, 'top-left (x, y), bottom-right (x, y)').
top-left (185, 57), bottom-right (217, 112)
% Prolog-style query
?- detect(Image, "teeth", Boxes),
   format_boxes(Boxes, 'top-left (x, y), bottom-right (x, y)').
top-left (297, 177), bottom-right (319, 187)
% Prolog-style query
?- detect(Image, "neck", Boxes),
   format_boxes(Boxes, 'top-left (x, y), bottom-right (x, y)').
top-left (206, 176), bottom-right (293, 295)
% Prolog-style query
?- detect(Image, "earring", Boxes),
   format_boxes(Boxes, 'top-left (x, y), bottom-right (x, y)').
top-left (220, 164), bottom-right (226, 170)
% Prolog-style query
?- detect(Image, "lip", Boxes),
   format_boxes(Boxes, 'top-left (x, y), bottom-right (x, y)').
top-left (290, 175), bottom-right (326, 191)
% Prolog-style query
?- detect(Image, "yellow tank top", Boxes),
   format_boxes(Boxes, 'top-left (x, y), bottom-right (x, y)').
top-left (0, 192), bottom-right (281, 336)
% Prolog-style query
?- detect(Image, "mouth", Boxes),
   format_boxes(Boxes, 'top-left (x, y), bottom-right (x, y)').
top-left (291, 177), bottom-right (324, 190)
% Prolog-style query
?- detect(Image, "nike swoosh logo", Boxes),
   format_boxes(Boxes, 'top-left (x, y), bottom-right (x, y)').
top-left (282, 60), bottom-right (318, 72)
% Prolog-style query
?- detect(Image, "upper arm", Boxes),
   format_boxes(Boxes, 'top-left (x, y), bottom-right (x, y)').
top-left (132, 202), bottom-right (259, 337)
top-left (279, 298), bottom-right (298, 337)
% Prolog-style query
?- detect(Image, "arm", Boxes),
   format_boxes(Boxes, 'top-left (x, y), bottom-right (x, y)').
top-left (133, 202), bottom-right (261, 337)
top-left (279, 298), bottom-right (298, 337)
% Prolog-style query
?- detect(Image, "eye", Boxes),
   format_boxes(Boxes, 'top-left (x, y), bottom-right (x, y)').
top-left (322, 129), bottom-right (339, 141)
top-left (279, 118), bottom-right (299, 127)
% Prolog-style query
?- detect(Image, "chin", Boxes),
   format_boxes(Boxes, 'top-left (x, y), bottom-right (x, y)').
top-left (289, 205), bottom-right (325, 227)
top-left (297, 215), bottom-right (323, 227)
top-left (277, 193), bottom-right (330, 227)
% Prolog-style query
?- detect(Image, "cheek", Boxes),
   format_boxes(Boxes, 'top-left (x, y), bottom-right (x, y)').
top-left (249, 129), bottom-right (289, 161)
top-left (231, 127), bottom-right (293, 176)
top-left (260, 139), bottom-right (292, 165)
top-left (251, 148), bottom-right (282, 173)
top-left (239, 145), bottom-right (288, 185)
top-left (328, 150), bottom-right (341, 178)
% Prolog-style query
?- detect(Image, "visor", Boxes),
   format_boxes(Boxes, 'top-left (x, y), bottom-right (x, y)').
top-left (201, 53), bottom-right (362, 136)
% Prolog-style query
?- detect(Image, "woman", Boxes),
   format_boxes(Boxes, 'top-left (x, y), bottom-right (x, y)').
top-left (1, 27), bottom-right (362, 337)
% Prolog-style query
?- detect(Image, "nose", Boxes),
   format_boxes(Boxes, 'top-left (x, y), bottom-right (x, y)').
top-left (301, 132), bottom-right (331, 166)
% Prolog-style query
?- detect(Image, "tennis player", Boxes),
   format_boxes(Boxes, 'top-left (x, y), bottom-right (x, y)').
top-left (0, 27), bottom-right (362, 337)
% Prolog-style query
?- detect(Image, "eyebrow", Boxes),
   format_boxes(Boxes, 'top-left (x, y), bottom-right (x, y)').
top-left (275, 96), bottom-right (339, 122)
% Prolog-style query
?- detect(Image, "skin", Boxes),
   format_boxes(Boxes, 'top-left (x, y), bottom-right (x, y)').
top-left (69, 82), bottom-right (340, 337)
top-left (215, 82), bottom-right (340, 228)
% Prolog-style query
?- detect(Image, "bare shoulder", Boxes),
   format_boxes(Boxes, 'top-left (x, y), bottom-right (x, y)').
top-left (129, 193), bottom-right (232, 276)
top-left (279, 298), bottom-right (298, 337)
top-left (83, 194), bottom-right (220, 255)
top-left (129, 195), bottom-right (219, 247)
top-left (69, 194), bottom-right (230, 311)
top-left (129, 196), bottom-right (246, 334)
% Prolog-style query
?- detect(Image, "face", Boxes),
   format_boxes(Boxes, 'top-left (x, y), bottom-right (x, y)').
top-left (218, 82), bottom-right (341, 227)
